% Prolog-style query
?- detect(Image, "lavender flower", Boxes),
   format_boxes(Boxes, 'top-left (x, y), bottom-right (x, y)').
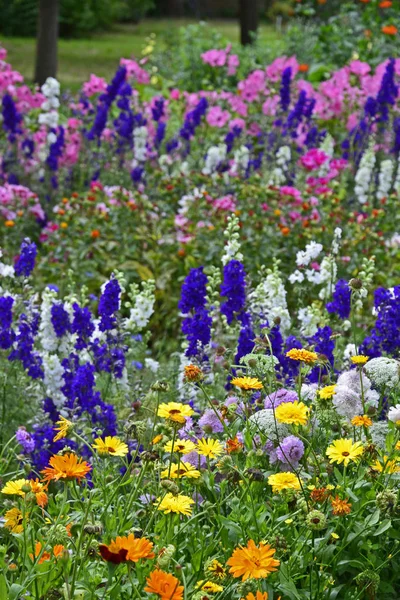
top-left (16, 427), bottom-right (35, 453)
top-left (264, 388), bottom-right (298, 409)
top-left (276, 435), bottom-right (304, 466)
top-left (198, 409), bottom-right (225, 434)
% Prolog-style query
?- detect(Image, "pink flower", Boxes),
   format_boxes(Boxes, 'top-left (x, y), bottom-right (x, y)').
top-left (201, 49), bottom-right (226, 67)
top-left (206, 106), bottom-right (230, 128)
top-left (82, 74), bottom-right (107, 97)
top-left (170, 89), bottom-right (180, 100)
top-left (120, 58), bottom-right (150, 84)
top-left (262, 95), bottom-right (280, 116)
top-left (300, 149), bottom-right (329, 171)
top-left (349, 60), bottom-right (371, 77)
top-left (229, 118), bottom-right (245, 130)
top-left (227, 54), bottom-right (240, 76)
top-left (213, 195), bottom-right (236, 211)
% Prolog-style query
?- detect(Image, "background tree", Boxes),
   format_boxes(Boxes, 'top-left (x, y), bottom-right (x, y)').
top-left (239, 0), bottom-right (259, 45)
top-left (34, 0), bottom-right (59, 85)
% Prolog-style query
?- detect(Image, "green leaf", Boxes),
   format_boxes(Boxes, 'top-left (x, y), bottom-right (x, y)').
top-left (373, 519), bottom-right (392, 536)
top-left (0, 575), bottom-right (7, 599)
top-left (9, 584), bottom-right (24, 600)
top-left (368, 509), bottom-right (380, 527)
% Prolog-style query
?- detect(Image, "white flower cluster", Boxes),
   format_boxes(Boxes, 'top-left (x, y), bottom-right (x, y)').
top-left (268, 145), bottom-right (291, 185)
top-left (296, 241), bottom-right (323, 267)
top-left (386, 232), bottom-right (400, 248)
top-left (388, 404), bottom-right (400, 424)
top-left (42, 353), bottom-right (65, 409)
top-left (232, 145), bottom-right (250, 174)
top-left (249, 409), bottom-right (289, 441)
top-left (332, 370), bottom-right (378, 420)
top-left (331, 227), bottom-right (342, 256)
top-left (124, 280), bottom-right (155, 331)
top-left (39, 288), bottom-right (60, 353)
top-left (133, 126), bottom-right (148, 162)
top-left (0, 249), bottom-right (15, 281)
top-left (248, 261), bottom-right (291, 334)
top-left (354, 144), bottom-right (376, 204)
top-left (377, 159), bottom-right (394, 200)
top-left (394, 154), bottom-right (400, 195)
top-left (202, 144), bottom-right (227, 176)
top-left (364, 357), bottom-right (400, 389)
top-left (221, 214), bottom-right (243, 266)
top-left (298, 303), bottom-right (323, 337)
top-left (38, 77), bottom-right (60, 130)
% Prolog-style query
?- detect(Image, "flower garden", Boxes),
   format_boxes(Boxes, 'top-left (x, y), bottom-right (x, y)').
top-left (1, 4), bottom-right (400, 599)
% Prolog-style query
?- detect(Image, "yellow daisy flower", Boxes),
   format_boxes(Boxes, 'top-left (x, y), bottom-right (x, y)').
top-left (163, 439), bottom-right (197, 455)
top-left (92, 436), bottom-right (129, 457)
top-left (1, 479), bottom-right (30, 496)
top-left (197, 580), bottom-right (224, 593)
top-left (231, 377), bottom-right (263, 391)
top-left (160, 462), bottom-right (201, 479)
top-left (350, 355), bottom-right (369, 365)
top-left (371, 456), bottom-right (400, 474)
top-left (326, 439), bottom-right (363, 467)
top-left (53, 416), bottom-right (73, 442)
top-left (157, 402), bottom-right (194, 424)
top-left (268, 472), bottom-right (301, 493)
top-left (197, 438), bottom-right (224, 459)
top-left (157, 492), bottom-right (194, 516)
top-left (4, 507), bottom-right (26, 533)
top-left (275, 401), bottom-right (309, 426)
top-left (318, 385), bottom-right (336, 400)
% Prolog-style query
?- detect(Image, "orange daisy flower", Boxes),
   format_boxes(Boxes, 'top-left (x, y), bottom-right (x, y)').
top-left (227, 540), bottom-right (280, 581)
top-left (226, 436), bottom-right (244, 454)
top-left (41, 453), bottom-right (91, 483)
top-left (379, 1), bottom-right (392, 7)
top-left (242, 593), bottom-right (269, 600)
top-left (100, 533), bottom-right (154, 564)
top-left (144, 569), bottom-right (184, 600)
top-left (382, 25), bottom-right (397, 35)
top-left (331, 496), bottom-right (352, 516)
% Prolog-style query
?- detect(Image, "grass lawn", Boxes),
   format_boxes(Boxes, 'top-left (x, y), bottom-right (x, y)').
top-left (2, 19), bottom-right (284, 91)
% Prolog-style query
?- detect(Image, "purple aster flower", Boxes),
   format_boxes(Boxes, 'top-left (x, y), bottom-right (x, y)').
top-left (276, 435), bottom-right (304, 466)
top-left (16, 427), bottom-right (35, 453)
top-left (264, 388), bottom-right (298, 409)
top-left (198, 409), bottom-right (225, 434)
top-left (14, 239), bottom-right (37, 277)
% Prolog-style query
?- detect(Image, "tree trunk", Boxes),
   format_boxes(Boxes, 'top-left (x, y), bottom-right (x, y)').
top-left (167, 0), bottom-right (185, 17)
top-left (34, 0), bottom-right (59, 86)
top-left (239, 0), bottom-right (259, 46)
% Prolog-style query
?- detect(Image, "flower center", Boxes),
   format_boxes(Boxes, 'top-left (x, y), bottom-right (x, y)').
top-left (342, 451), bottom-right (350, 457)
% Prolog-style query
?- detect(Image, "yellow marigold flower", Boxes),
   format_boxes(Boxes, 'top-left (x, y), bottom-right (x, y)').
top-left (331, 533), bottom-right (340, 540)
top-left (231, 376), bottom-right (263, 390)
top-left (350, 355), bottom-right (369, 365)
top-left (275, 401), bottom-right (309, 426)
top-left (164, 439), bottom-right (197, 454)
top-left (268, 472), bottom-right (301, 493)
top-left (197, 438), bottom-right (224, 459)
top-left (326, 439), bottom-right (363, 467)
top-left (41, 453), bottom-right (91, 483)
top-left (53, 416), bottom-right (73, 442)
top-left (371, 456), bottom-right (400, 474)
top-left (318, 385), bottom-right (336, 400)
top-left (286, 349), bottom-right (318, 364)
top-left (351, 415), bottom-right (373, 428)
top-left (158, 402), bottom-right (194, 424)
top-left (206, 559), bottom-right (226, 579)
top-left (331, 496), bottom-right (352, 516)
top-left (227, 539), bottom-right (280, 581)
top-left (60, 222), bottom-right (68, 229)
top-left (92, 436), bottom-right (129, 457)
top-left (183, 364), bottom-right (203, 382)
top-left (1, 479), bottom-right (30, 496)
top-left (157, 492), bottom-right (194, 516)
top-left (4, 507), bottom-right (25, 533)
top-left (197, 580), bottom-right (224, 593)
top-left (160, 462), bottom-right (201, 479)
top-left (152, 434), bottom-right (164, 445)
top-left (395, 441), bottom-right (400, 451)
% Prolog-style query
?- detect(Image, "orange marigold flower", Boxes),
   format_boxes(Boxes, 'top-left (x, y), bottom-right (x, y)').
top-left (226, 436), bottom-right (244, 454)
top-left (286, 348), bottom-right (318, 364)
top-left (100, 533), bottom-right (155, 564)
top-left (91, 229), bottom-right (100, 239)
top-left (144, 569), bottom-right (184, 600)
top-left (227, 540), bottom-right (280, 581)
top-left (298, 64), bottom-right (309, 72)
top-left (351, 415), bottom-right (373, 428)
top-left (242, 593), bottom-right (269, 600)
top-left (382, 25), bottom-right (397, 35)
top-left (331, 496), bottom-right (352, 516)
top-left (281, 226), bottom-right (290, 236)
top-left (4, 220), bottom-right (15, 227)
top-left (183, 364), bottom-right (203, 382)
top-left (310, 487), bottom-right (329, 503)
top-left (41, 453), bottom-right (91, 483)
top-left (379, 1), bottom-right (392, 6)
top-left (30, 542), bottom-right (51, 564)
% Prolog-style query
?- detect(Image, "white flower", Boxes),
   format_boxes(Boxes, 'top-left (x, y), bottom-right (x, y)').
top-left (41, 77), bottom-right (60, 98)
top-left (364, 357), bottom-right (400, 389)
top-left (145, 358), bottom-right (159, 373)
top-left (203, 144), bottom-right (227, 176)
top-left (133, 126), bottom-right (148, 162)
top-left (248, 262), bottom-right (291, 334)
top-left (249, 409), bottom-right (289, 441)
top-left (42, 353), bottom-right (65, 408)
top-left (296, 241), bottom-right (323, 267)
top-left (333, 370), bottom-right (378, 420)
top-left (343, 343), bottom-right (357, 361)
top-left (232, 145), bottom-right (250, 172)
top-left (377, 159), bottom-right (393, 200)
top-left (38, 111), bottom-right (59, 129)
top-left (289, 270), bottom-right (304, 284)
top-left (354, 144), bottom-right (376, 204)
top-left (388, 404), bottom-right (400, 424)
